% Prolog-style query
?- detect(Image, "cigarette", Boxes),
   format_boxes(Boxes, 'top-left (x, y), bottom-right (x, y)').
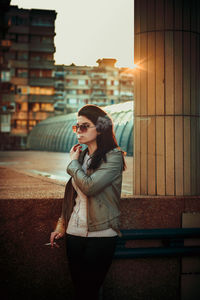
top-left (44, 242), bottom-right (56, 246)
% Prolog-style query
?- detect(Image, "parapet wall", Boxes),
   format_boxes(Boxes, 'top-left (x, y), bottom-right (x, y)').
top-left (1, 196), bottom-right (200, 300)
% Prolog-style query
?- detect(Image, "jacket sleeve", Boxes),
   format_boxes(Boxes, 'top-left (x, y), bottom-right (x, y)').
top-left (66, 150), bottom-right (123, 196)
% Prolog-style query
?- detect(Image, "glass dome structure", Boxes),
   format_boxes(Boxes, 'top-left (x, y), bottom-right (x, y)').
top-left (27, 101), bottom-right (134, 156)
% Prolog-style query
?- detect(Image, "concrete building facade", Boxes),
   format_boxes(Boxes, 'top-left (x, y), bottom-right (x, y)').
top-left (0, 3), bottom-right (56, 148)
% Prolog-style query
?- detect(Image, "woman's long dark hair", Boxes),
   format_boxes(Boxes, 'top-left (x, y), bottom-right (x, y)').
top-left (78, 104), bottom-right (126, 171)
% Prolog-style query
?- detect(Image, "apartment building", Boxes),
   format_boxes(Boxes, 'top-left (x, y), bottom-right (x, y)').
top-left (0, 0), bottom-right (13, 135)
top-left (54, 58), bottom-right (134, 113)
top-left (54, 64), bottom-right (91, 114)
top-left (0, 3), bottom-right (56, 148)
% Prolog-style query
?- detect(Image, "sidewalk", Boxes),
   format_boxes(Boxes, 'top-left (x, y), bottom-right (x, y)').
top-left (0, 150), bottom-right (133, 199)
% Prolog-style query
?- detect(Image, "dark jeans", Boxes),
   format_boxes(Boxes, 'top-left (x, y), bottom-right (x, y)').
top-left (66, 234), bottom-right (117, 300)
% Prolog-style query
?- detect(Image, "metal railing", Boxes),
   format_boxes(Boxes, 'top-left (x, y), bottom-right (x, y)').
top-left (114, 228), bottom-right (200, 258)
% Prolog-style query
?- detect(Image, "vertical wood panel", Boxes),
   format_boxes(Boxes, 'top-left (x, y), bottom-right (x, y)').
top-left (183, 32), bottom-right (191, 115)
top-left (183, 0), bottom-right (191, 31)
top-left (197, 118), bottom-right (200, 194)
top-left (134, 0), bottom-right (141, 34)
top-left (184, 117), bottom-right (191, 195)
top-left (148, 32), bottom-right (156, 115)
top-left (197, 0), bottom-right (200, 33)
top-left (156, 116), bottom-right (165, 195)
top-left (190, 34), bottom-right (196, 116)
top-left (141, 119), bottom-right (148, 194)
top-left (156, 32), bottom-right (165, 115)
top-left (175, 116), bottom-right (184, 195)
top-left (174, 31), bottom-right (183, 114)
top-left (134, 118), bottom-right (141, 194)
top-left (165, 31), bottom-right (174, 115)
top-left (140, 33), bottom-right (147, 115)
top-left (174, 0), bottom-right (183, 30)
top-left (166, 116), bottom-right (175, 195)
top-left (196, 37), bottom-right (200, 194)
top-left (191, 117), bottom-right (197, 195)
top-left (156, 0), bottom-right (164, 30)
top-left (148, 117), bottom-right (156, 194)
top-left (140, 0), bottom-right (147, 32)
top-left (165, 0), bottom-right (174, 29)
top-left (196, 36), bottom-right (200, 116)
top-left (148, 0), bottom-right (155, 31)
top-left (191, 0), bottom-right (197, 32)
top-left (134, 35), bottom-right (141, 116)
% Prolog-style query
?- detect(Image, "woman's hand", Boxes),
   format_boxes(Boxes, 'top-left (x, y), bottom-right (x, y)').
top-left (70, 144), bottom-right (82, 161)
top-left (50, 231), bottom-right (64, 248)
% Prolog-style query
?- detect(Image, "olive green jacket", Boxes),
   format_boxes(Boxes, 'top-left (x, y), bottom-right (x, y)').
top-left (55, 147), bottom-right (123, 236)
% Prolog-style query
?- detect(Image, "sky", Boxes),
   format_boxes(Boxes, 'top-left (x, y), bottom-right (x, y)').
top-left (11, 0), bottom-right (134, 68)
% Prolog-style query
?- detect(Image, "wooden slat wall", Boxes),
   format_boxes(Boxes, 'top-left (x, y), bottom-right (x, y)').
top-left (134, 0), bottom-right (200, 195)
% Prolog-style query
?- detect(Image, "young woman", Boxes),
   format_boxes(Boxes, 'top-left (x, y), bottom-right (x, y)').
top-left (50, 104), bottom-right (126, 300)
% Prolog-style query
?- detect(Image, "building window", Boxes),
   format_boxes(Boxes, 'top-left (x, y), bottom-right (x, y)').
top-left (17, 86), bottom-right (29, 94)
top-left (16, 103), bottom-right (21, 112)
top-left (29, 120), bottom-right (36, 126)
top-left (41, 103), bottom-right (54, 111)
top-left (68, 98), bottom-right (77, 105)
top-left (41, 36), bottom-right (52, 43)
top-left (55, 72), bottom-right (64, 79)
top-left (114, 80), bottom-right (119, 86)
top-left (30, 69), bottom-right (52, 78)
top-left (17, 35), bottom-right (29, 43)
top-left (6, 51), bottom-right (16, 60)
top-left (68, 90), bottom-right (77, 95)
top-left (16, 120), bottom-right (27, 128)
top-left (6, 33), bottom-right (16, 42)
top-left (28, 103), bottom-right (40, 112)
top-left (114, 90), bottom-right (119, 96)
top-left (30, 17), bottom-right (53, 27)
top-left (78, 79), bottom-right (85, 85)
top-left (29, 86), bottom-right (54, 95)
top-left (18, 51), bottom-right (28, 60)
top-left (1, 71), bottom-right (10, 82)
top-left (17, 69), bottom-right (28, 78)
top-left (11, 16), bottom-right (28, 26)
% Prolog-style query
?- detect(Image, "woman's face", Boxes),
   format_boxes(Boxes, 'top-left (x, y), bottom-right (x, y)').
top-left (76, 115), bottom-right (98, 145)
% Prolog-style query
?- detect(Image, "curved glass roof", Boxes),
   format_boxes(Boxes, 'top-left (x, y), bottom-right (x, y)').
top-left (27, 101), bottom-right (134, 156)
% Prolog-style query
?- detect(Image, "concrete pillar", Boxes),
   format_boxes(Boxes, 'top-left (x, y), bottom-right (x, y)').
top-left (134, 0), bottom-right (200, 196)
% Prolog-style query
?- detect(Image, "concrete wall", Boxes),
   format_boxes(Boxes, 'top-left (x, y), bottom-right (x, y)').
top-left (1, 196), bottom-right (200, 300)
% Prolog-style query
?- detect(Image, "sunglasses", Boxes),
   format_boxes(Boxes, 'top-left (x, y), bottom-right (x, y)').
top-left (72, 123), bottom-right (96, 133)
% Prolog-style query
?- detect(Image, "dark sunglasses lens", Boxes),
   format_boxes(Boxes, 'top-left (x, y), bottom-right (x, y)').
top-left (80, 125), bottom-right (88, 132)
top-left (72, 124), bottom-right (88, 133)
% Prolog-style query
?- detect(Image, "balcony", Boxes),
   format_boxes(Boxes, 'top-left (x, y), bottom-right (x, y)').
top-left (11, 77), bottom-right (28, 85)
top-left (29, 77), bottom-right (54, 87)
top-left (28, 111), bottom-right (54, 120)
top-left (10, 60), bottom-right (29, 68)
top-left (10, 42), bottom-right (55, 53)
top-left (30, 26), bottom-right (55, 36)
top-left (12, 111), bottom-right (28, 120)
top-left (1, 94), bottom-right (15, 102)
top-left (28, 94), bottom-right (55, 103)
top-left (11, 43), bottom-right (29, 51)
top-left (29, 42), bottom-right (55, 53)
top-left (8, 25), bottom-right (29, 34)
top-left (29, 60), bottom-right (55, 69)
top-left (92, 84), bottom-right (106, 89)
top-left (91, 93), bottom-right (106, 99)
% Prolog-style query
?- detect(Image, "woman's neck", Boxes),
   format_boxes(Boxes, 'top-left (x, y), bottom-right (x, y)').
top-left (87, 142), bottom-right (97, 156)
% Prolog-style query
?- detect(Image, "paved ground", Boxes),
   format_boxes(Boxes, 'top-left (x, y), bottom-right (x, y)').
top-left (0, 151), bottom-right (133, 199)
